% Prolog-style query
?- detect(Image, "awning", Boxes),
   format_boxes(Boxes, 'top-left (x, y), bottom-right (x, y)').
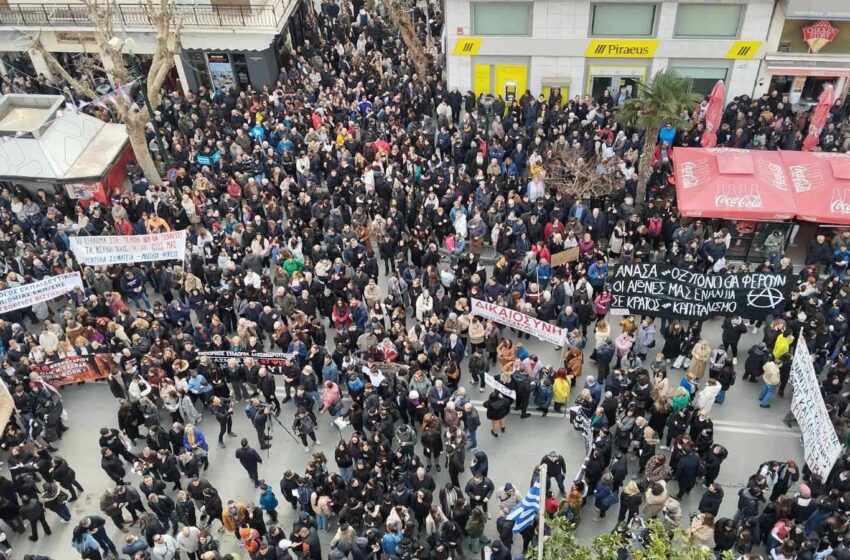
top-left (780, 150), bottom-right (850, 225)
top-left (673, 147), bottom-right (797, 221)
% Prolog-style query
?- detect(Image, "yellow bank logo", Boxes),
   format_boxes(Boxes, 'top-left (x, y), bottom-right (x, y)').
top-left (586, 39), bottom-right (660, 58)
top-left (453, 38), bottom-right (482, 56)
top-left (725, 41), bottom-right (762, 59)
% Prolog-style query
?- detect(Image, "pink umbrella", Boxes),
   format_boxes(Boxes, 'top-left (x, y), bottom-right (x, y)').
top-left (803, 83), bottom-right (834, 151)
top-left (700, 80), bottom-right (726, 148)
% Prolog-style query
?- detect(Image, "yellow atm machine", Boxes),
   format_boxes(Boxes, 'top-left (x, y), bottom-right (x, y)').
top-left (504, 81), bottom-right (517, 102)
top-left (472, 62), bottom-right (528, 98)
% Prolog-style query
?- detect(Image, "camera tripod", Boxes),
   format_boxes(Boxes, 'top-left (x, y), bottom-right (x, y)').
top-left (264, 408), bottom-right (301, 456)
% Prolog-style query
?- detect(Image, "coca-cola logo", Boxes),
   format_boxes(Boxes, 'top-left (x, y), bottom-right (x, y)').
top-left (681, 162), bottom-right (700, 189)
top-left (715, 194), bottom-right (762, 208)
top-left (790, 165), bottom-right (814, 192)
top-left (757, 161), bottom-right (787, 191)
top-left (831, 189), bottom-right (850, 214)
top-left (830, 199), bottom-right (850, 214)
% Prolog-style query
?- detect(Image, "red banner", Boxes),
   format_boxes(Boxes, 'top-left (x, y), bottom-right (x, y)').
top-left (35, 355), bottom-right (113, 387)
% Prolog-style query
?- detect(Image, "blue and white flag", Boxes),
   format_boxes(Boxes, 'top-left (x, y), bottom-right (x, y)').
top-left (506, 476), bottom-right (541, 533)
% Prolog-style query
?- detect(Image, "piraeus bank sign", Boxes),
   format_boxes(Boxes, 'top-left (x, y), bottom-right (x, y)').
top-left (585, 39), bottom-right (660, 58)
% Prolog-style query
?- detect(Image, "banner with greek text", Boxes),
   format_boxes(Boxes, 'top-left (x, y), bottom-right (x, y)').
top-left (0, 272), bottom-right (83, 315)
top-left (36, 354), bottom-right (113, 387)
top-left (471, 298), bottom-right (567, 345)
top-left (608, 264), bottom-right (792, 320)
top-left (485, 374), bottom-right (517, 399)
top-left (791, 338), bottom-right (842, 479)
top-left (198, 350), bottom-right (294, 376)
top-left (70, 231), bottom-right (187, 266)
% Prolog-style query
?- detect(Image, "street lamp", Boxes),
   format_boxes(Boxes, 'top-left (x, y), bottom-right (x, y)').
top-left (110, 33), bottom-right (170, 168)
top-left (479, 94), bottom-right (495, 148)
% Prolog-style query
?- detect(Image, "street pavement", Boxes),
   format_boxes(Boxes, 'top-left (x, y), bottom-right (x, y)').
top-left (10, 302), bottom-right (805, 559)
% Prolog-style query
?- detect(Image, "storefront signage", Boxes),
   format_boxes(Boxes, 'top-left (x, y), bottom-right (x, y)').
top-left (56, 31), bottom-right (97, 45)
top-left (725, 40), bottom-right (762, 59)
top-left (585, 39), bottom-right (660, 58)
top-left (453, 37), bottom-right (482, 56)
top-left (803, 20), bottom-right (839, 52)
top-left (608, 264), bottom-right (792, 320)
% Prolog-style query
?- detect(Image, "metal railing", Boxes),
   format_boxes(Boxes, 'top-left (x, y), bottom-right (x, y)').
top-left (0, 1), bottom-right (290, 30)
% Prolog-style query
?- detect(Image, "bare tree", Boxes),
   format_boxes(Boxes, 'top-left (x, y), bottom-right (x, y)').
top-left (27, 0), bottom-right (181, 184)
top-left (383, 0), bottom-right (430, 81)
top-left (541, 148), bottom-right (624, 200)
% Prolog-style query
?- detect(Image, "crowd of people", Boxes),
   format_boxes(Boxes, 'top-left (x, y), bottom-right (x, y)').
top-left (0, 1), bottom-right (849, 560)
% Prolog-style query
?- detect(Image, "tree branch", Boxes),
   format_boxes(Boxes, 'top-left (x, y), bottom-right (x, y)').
top-left (27, 34), bottom-right (98, 100)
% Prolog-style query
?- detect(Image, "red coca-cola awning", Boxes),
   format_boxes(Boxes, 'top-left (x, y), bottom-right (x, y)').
top-left (780, 151), bottom-right (850, 225)
top-left (673, 147), bottom-right (797, 221)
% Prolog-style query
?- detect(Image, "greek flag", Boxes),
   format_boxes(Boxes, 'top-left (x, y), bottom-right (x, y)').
top-left (506, 476), bottom-right (541, 533)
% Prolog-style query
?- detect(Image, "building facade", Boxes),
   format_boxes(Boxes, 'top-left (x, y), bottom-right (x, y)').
top-left (754, 0), bottom-right (850, 105)
top-left (445, 0), bottom-right (773, 104)
top-left (0, 0), bottom-right (309, 93)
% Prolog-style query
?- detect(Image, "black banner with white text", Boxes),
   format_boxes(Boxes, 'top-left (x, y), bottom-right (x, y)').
top-left (608, 264), bottom-right (792, 320)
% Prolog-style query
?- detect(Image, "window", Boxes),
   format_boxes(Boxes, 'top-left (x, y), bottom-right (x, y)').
top-left (472, 3), bottom-right (532, 36)
top-left (591, 4), bottom-right (656, 37)
top-left (669, 66), bottom-right (728, 96)
top-left (675, 4), bottom-right (742, 38)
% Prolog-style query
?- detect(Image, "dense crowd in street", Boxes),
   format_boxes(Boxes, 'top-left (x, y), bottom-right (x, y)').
top-left (0, 1), bottom-right (850, 560)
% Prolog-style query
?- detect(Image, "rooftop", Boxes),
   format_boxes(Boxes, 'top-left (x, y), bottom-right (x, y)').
top-left (0, 95), bottom-right (64, 138)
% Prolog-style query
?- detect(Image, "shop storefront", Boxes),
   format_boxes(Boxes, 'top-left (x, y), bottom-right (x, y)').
top-left (180, 47), bottom-right (279, 92)
top-left (759, 18), bottom-right (850, 104)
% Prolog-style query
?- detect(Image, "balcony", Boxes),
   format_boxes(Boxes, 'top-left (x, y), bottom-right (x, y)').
top-left (0, 1), bottom-right (292, 31)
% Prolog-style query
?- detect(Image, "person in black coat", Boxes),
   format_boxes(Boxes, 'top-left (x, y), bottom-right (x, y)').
top-left (703, 445), bottom-right (728, 486)
top-left (49, 456), bottom-right (84, 501)
top-left (483, 391), bottom-right (510, 437)
top-left (742, 343), bottom-right (769, 382)
top-left (721, 316), bottom-right (748, 362)
top-left (713, 517), bottom-right (738, 553)
top-left (100, 448), bottom-right (128, 486)
top-left (235, 438), bottom-right (263, 488)
top-left (699, 483), bottom-right (724, 517)
top-left (674, 447), bottom-right (701, 499)
top-left (20, 495), bottom-right (51, 541)
top-left (0, 476), bottom-right (24, 534)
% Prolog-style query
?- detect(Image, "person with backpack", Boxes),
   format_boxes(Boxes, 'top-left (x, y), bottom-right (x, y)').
top-left (293, 406), bottom-right (320, 452)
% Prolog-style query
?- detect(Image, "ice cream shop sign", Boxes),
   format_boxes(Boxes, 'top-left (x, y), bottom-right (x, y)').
top-left (803, 20), bottom-right (839, 53)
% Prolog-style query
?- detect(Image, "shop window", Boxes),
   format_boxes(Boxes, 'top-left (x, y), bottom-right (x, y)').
top-left (674, 4), bottom-right (742, 38)
top-left (669, 66), bottom-right (728, 97)
top-left (591, 3), bottom-right (657, 37)
top-left (800, 77), bottom-right (837, 103)
top-left (472, 3), bottom-right (532, 36)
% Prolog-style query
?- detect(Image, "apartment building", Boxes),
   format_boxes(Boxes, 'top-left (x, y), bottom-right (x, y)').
top-left (445, 0), bottom-right (773, 103)
top-left (0, 0), bottom-right (310, 92)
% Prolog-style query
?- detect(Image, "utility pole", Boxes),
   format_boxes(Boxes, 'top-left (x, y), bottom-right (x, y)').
top-left (538, 463), bottom-right (547, 560)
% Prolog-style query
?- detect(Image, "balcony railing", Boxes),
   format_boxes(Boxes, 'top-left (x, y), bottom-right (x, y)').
top-left (0, 1), bottom-right (290, 30)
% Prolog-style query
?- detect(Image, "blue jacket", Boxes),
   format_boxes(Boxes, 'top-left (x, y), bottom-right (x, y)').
top-left (259, 487), bottom-right (279, 512)
top-left (183, 428), bottom-right (209, 452)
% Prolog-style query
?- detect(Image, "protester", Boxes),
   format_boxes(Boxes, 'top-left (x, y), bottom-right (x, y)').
top-left (3, 3), bottom-right (850, 559)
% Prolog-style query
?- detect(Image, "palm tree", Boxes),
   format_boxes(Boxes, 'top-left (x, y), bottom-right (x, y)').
top-left (616, 70), bottom-right (703, 209)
